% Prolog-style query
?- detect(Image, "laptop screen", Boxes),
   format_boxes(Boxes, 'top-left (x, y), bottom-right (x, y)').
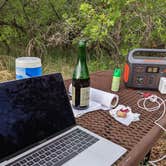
top-left (0, 73), bottom-right (75, 161)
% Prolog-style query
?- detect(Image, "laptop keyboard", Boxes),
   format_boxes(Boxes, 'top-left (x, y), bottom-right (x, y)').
top-left (8, 128), bottom-right (99, 166)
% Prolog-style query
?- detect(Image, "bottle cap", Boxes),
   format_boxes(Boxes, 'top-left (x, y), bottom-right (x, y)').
top-left (113, 68), bottom-right (121, 77)
top-left (16, 57), bottom-right (41, 68)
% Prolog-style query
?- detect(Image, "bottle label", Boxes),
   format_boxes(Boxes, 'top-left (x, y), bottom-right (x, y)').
top-left (16, 67), bottom-right (42, 80)
top-left (111, 77), bottom-right (120, 91)
top-left (72, 86), bottom-right (76, 106)
top-left (80, 87), bottom-right (90, 106)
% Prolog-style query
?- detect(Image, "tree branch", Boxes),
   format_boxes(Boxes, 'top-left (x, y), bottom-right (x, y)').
top-left (0, 0), bottom-right (8, 10)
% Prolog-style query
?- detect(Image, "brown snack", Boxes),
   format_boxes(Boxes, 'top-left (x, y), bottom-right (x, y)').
top-left (117, 110), bottom-right (127, 118)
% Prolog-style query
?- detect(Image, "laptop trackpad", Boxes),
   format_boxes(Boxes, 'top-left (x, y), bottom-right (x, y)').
top-left (64, 149), bottom-right (108, 166)
top-left (64, 141), bottom-right (117, 166)
top-left (64, 137), bottom-right (127, 166)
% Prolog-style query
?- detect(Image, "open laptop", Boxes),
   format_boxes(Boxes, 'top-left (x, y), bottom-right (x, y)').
top-left (0, 73), bottom-right (127, 166)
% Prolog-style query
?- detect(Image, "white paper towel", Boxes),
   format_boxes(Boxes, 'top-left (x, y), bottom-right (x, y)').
top-left (71, 100), bottom-right (102, 117)
top-left (109, 105), bottom-right (140, 126)
top-left (69, 84), bottom-right (119, 109)
top-left (90, 88), bottom-right (119, 108)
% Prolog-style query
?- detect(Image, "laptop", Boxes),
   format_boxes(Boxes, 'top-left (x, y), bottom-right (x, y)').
top-left (0, 73), bottom-right (127, 166)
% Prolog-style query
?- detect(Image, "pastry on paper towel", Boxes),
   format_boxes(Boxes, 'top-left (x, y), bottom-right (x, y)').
top-left (109, 105), bottom-right (140, 126)
top-left (117, 110), bottom-right (127, 118)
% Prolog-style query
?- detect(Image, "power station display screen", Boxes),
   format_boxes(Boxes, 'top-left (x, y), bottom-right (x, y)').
top-left (134, 51), bottom-right (166, 57)
top-left (146, 66), bottom-right (159, 73)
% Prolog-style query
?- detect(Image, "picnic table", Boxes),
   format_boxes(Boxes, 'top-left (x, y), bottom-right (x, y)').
top-left (65, 70), bottom-right (166, 166)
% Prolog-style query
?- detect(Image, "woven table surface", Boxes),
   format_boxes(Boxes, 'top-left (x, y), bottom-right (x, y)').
top-left (65, 70), bottom-right (166, 166)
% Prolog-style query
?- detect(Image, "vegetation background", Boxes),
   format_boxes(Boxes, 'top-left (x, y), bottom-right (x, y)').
top-left (0, 0), bottom-right (166, 165)
top-left (0, 0), bottom-right (166, 78)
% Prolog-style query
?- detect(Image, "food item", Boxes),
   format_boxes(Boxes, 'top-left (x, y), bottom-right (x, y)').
top-left (120, 108), bottom-right (129, 113)
top-left (117, 110), bottom-right (127, 118)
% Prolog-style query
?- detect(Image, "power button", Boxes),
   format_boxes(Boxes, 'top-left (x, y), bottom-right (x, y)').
top-left (136, 76), bottom-right (144, 84)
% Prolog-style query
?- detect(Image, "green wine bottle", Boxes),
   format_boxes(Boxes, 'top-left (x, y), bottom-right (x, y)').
top-left (72, 40), bottom-right (90, 110)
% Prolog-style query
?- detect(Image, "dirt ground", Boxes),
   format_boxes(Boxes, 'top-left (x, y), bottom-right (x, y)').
top-left (150, 133), bottom-right (166, 166)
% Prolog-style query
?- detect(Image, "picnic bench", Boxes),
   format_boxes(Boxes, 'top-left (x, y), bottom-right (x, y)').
top-left (65, 70), bottom-right (166, 166)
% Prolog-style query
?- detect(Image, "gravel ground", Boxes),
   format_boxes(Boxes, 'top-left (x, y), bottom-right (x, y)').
top-left (150, 133), bottom-right (166, 166)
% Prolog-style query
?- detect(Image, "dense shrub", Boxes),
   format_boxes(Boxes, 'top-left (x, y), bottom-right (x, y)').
top-left (0, 0), bottom-right (165, 64)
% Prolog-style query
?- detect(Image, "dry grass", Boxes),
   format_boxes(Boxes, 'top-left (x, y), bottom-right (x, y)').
top-left (42, 62), bottom-right (74, 79)
top-left (0, 70), bottom-right (15, 82)
top-left (0, 55), bottom-right (15, 71)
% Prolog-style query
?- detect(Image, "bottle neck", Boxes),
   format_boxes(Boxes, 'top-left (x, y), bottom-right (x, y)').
top-left (72, 42), bottom-right (89, 80)
top-left (78, 46), bottom-right (86, 62)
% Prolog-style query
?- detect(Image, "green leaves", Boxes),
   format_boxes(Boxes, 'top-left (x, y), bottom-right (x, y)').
top-left (80, 3), bottom-right (93, 14)
top-left (66, 1), bottom-right (122, 43)
top-left (0, 0), bottom-right (165, 59)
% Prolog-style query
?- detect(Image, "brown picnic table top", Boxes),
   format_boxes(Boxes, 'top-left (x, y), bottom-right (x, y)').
top-left (65, 70), bottom-right (166, 166)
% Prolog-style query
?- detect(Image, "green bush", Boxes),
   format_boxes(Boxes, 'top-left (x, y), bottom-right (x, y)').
top-left (0, 0), bottom-right (165, 66)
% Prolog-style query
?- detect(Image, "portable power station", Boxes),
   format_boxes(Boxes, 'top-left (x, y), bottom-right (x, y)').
top-left (123, 48), bottom-right (166, 90)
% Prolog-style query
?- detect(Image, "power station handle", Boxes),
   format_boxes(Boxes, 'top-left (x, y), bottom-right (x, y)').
top-left (128, 48), bottom-right (166, 61)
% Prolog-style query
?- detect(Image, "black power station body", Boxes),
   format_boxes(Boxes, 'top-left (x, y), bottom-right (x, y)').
top-left (124, 48), bottom-right (166, 90)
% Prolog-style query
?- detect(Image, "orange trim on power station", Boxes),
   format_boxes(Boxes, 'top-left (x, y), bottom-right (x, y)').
top-left (143, 59), bottom-right (163, 63)
top-left (124, 63), bottom-right (130, 83)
